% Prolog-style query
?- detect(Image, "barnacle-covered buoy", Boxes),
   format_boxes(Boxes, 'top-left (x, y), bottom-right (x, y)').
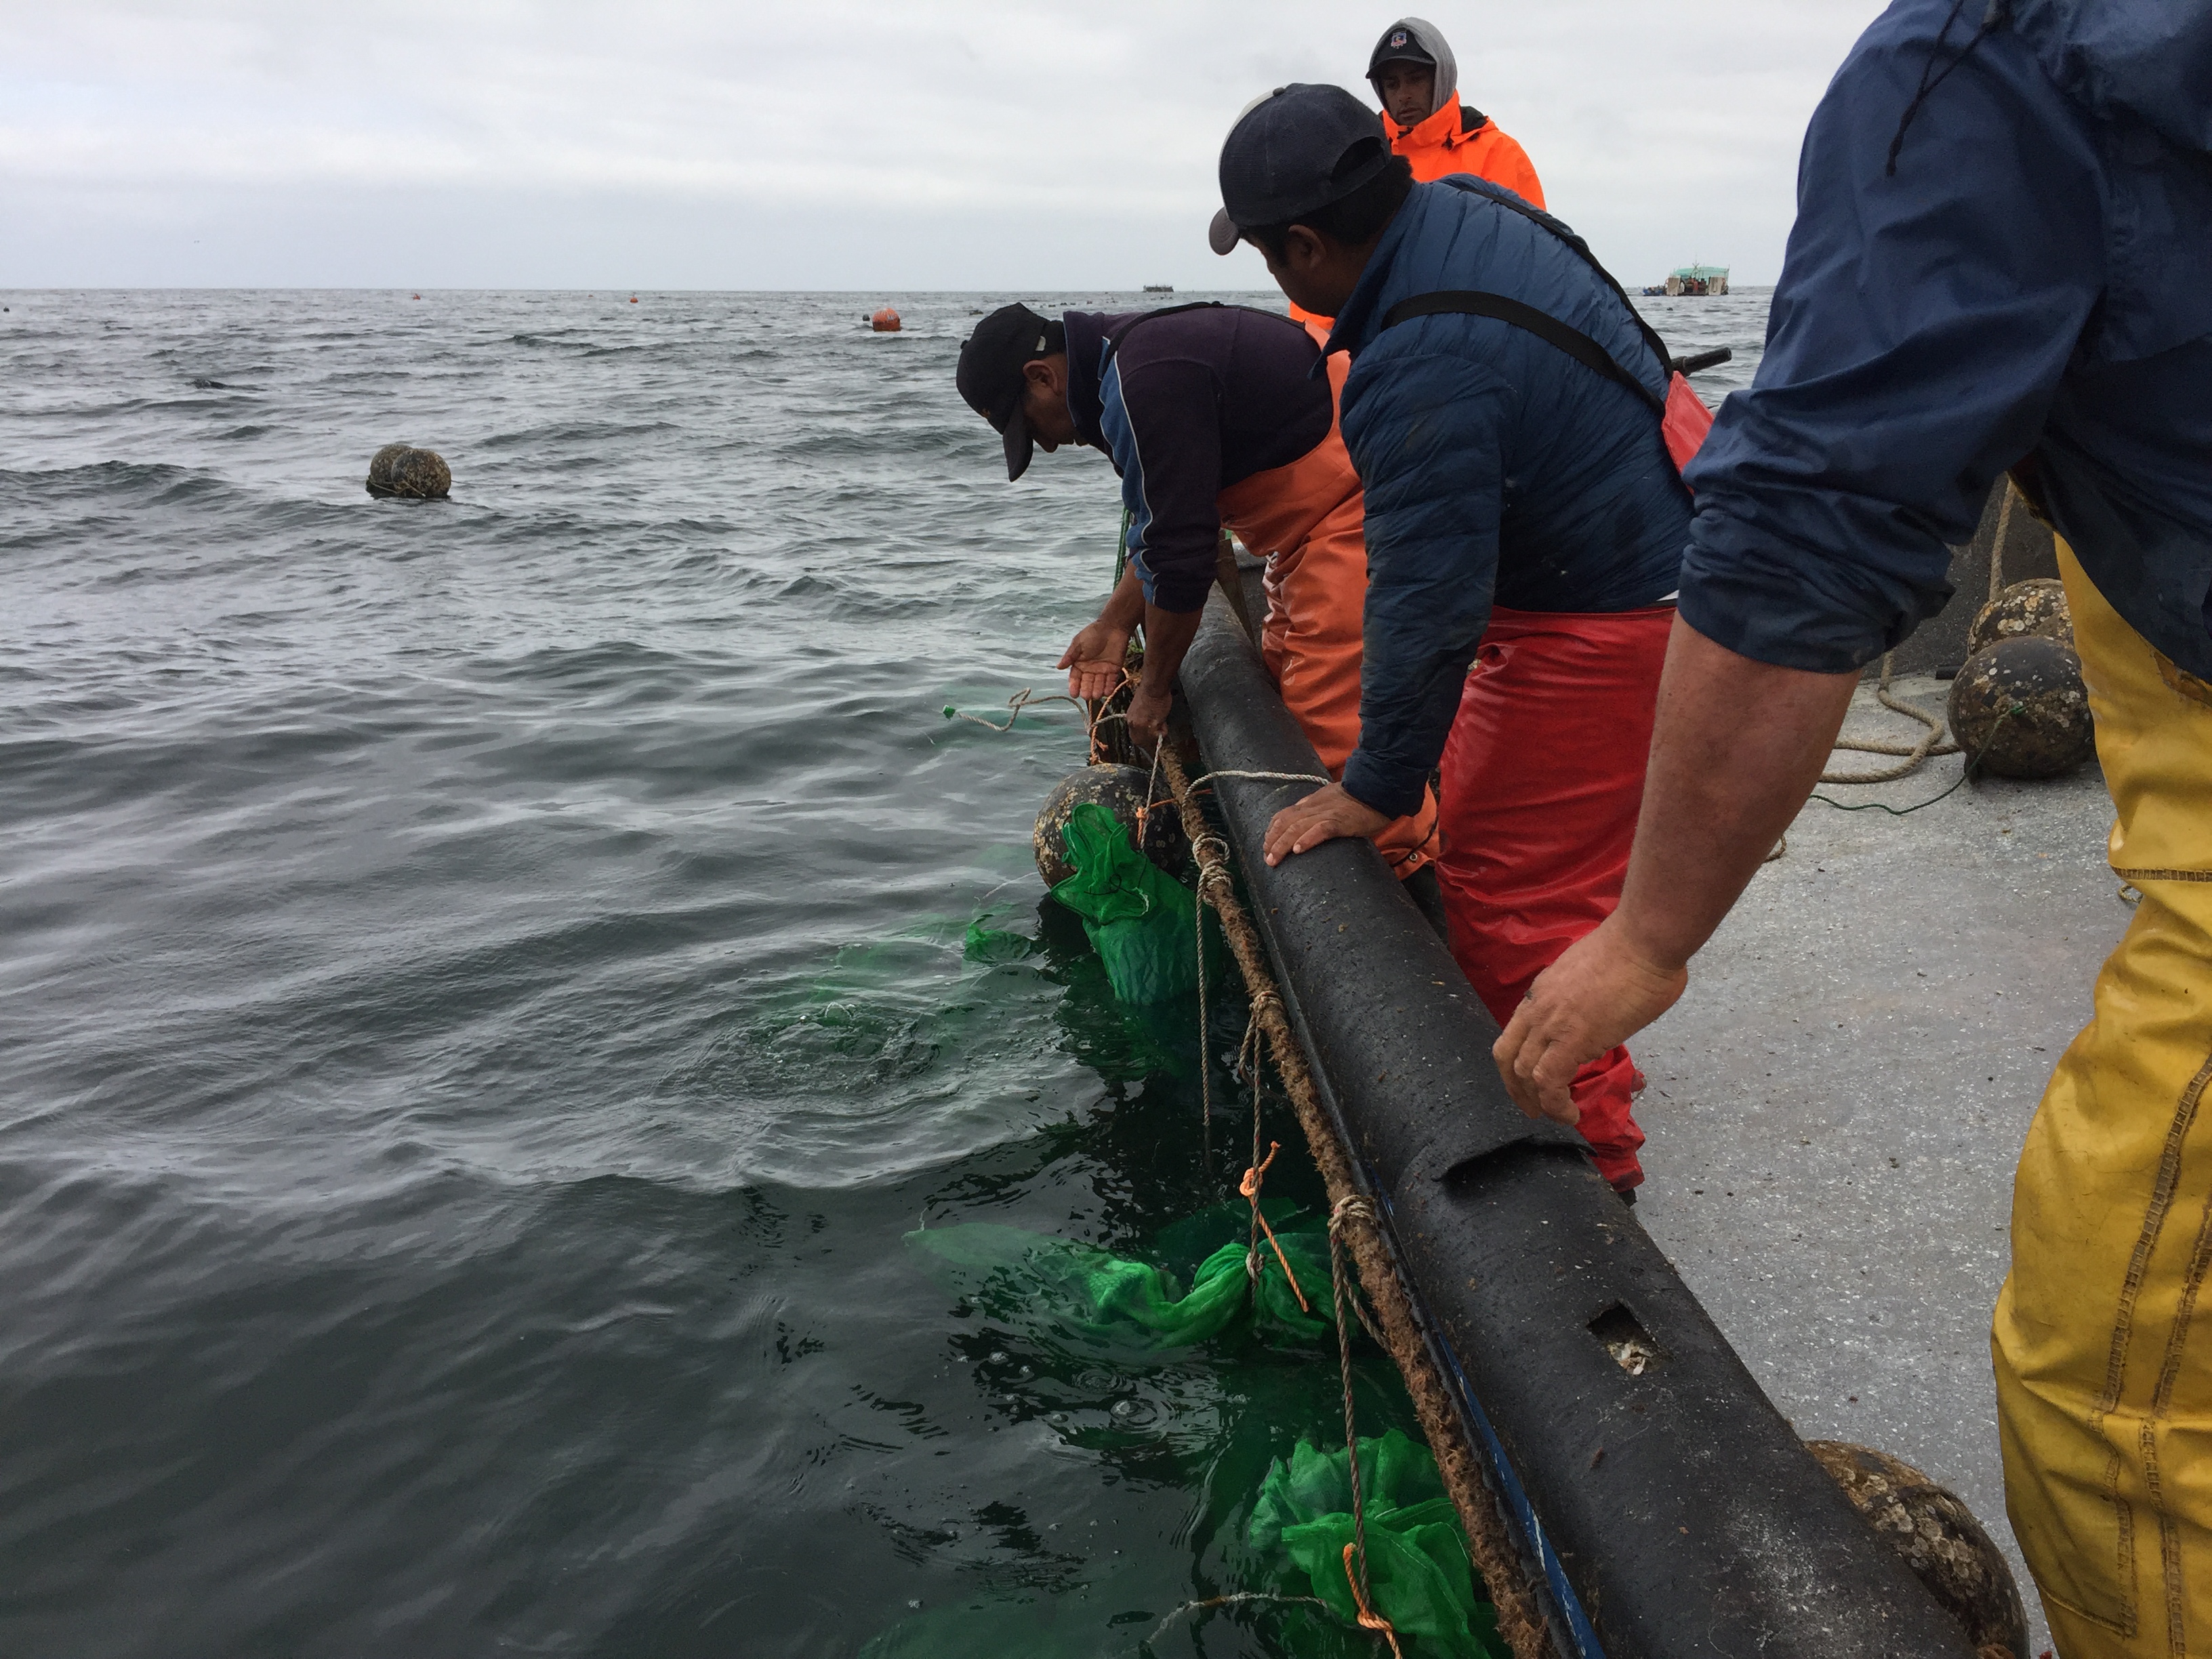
top-left (1948, 636), bottom-right (2094, 778)
top-left (1808, 1441), bottom-right (2028, 1659)
top-left (1967, 578), bottom-right (2072, 656)
top-left (366, 445), bottom-right (452, 500)
top-left (1033, 765), bottom-right (1186, 888)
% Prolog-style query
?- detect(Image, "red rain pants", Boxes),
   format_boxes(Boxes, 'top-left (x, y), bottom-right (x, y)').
top-left (1436, 604), bottom-right (1675, 1189)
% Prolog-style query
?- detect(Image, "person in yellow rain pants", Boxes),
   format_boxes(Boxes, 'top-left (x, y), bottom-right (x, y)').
top-left (1994, 541), bottom-right (2212, 1651)
top-left (1481, 1), bottom-right (2212, 1647)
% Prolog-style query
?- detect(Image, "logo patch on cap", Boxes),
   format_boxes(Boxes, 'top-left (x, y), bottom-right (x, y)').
top-left (1389, 28), bottom-right (1408, 46)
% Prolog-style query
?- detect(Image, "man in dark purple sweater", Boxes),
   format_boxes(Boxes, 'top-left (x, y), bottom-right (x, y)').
top-left (956, 299), bottom-right (1441, 872)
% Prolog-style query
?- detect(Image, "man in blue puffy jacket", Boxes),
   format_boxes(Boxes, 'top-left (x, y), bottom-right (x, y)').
top-left (1210, 83), bottom-right (1694, 1194)
top-left (1487, 3), bottom-right (2212, 1645)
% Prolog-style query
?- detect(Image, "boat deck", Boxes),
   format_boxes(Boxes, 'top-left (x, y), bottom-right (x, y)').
top-left (1632, 673), bottom-right (2121, 1652)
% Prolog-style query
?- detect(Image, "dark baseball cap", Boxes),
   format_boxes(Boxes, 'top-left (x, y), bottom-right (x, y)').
top-left (1208, 83), bottom-right (1391, 256)
top-left (1367, 22), bottom-right (1435, 75)
top-left (955, 303), bottom-right (1063, 480)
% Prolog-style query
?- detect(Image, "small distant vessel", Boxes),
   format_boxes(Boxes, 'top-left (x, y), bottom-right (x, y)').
top-left (1143, 284), bottom-right (1174, 293)
top-left (1645, 265), bottom-right (1729, 298)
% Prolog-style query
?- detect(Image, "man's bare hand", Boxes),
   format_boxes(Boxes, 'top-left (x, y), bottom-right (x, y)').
top-left (1493, 919), bottom-right (1687, 1125)
top-left (1262, 782), bottom-right (1391, 865)
top-left (1057, 622), bottom-right (1132, 701)
top-left (1124, 682), bottom-right (1173, 751)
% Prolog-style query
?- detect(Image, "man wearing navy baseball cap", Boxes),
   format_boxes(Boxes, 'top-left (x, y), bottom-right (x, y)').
top-left (1212, 83), bottom-right (1695, 1197)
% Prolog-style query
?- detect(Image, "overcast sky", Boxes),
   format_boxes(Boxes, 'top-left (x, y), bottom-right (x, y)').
top-left (3, 0), bottom-right (1889, 291)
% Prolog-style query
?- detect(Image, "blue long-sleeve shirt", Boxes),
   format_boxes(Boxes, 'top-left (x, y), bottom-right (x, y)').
top-left (1322, 178), bottom-right (1693, 817)
top-left (1679, 0), bottom-right (2212, 682)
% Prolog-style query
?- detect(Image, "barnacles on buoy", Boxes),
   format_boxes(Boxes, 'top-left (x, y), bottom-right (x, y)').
top-left (365, 445), bottom-right (452, 500)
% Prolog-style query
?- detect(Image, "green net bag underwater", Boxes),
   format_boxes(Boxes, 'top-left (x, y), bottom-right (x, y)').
top-left (905, 1219), bottom-right (1334, 1353)
top-left (1251, 1429), bottom-right (1507, 1659)
top-left (1048, 802), bottom-right (1205, 1005)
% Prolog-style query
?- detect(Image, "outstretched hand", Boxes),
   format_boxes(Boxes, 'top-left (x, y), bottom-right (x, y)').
top-left (1492, 919), bottom-right (1687, 1125)
top-left (1057, 622), bottom-right (1132, 701)
top-left (1262, 782), bottom-right (1391, 866)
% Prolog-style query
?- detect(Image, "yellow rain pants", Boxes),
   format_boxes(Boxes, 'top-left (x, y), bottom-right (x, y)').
top-left (1993, 540), bottom-right (2212, 1657)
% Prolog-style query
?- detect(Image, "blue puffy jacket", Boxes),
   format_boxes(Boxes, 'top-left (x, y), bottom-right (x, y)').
top-left (1681, 0), bottom-right (2212, 682)
top-left (1324, 177), bottom-right (1692, 818)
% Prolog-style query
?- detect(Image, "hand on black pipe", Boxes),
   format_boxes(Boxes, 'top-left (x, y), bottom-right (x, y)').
top-left (1261, 782), bottom-right (1390, 865)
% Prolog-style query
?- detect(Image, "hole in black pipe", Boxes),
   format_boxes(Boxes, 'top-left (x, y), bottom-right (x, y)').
top-left (1589, 1303), bottom-right (1662, 1376)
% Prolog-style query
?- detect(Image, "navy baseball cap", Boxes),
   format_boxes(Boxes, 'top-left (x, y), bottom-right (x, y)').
top-left (1208, 83), bottom-right (1390, 255)
top-left (956, 303), bottom-right (1060, 480)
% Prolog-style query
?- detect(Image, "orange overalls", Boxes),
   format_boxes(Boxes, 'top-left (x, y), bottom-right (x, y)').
top-left (1214, 350), bottom-right (1439, 877)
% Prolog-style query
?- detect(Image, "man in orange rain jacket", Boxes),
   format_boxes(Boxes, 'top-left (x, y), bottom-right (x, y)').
top-left (954, 301), bottom-right (1439, 878)
top-left (1369, 17), bottom-right (1544, 206)
top-left (1286, 18), bottom-right (1545, 333)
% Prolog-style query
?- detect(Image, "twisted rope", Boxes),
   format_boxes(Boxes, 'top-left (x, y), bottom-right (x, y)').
top-left (1820, 653), bottom-right (1959, 785)
top-left (1184, 768), bottom-right (1332, 794)
top-left (943, 685), bottom-right (1082, 733)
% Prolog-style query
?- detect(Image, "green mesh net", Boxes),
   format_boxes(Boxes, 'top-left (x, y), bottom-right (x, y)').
top-left (1048, 802), bottom-right (1200, 1005)
top-left (1251, 1430), bottom-right (1506, 1659)
top-left (905, 1221), bottom-right (1333, 1352)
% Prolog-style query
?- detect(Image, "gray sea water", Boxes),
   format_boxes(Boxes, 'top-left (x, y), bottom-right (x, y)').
top-left (0, 287), bottom-right (1767, 1658)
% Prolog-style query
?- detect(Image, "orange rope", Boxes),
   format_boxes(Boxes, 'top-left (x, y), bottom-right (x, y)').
top-left (1238, 1143), bottom-right (1310, 1312)
top-left (1340, 1544), bottom-right (1404, 1658)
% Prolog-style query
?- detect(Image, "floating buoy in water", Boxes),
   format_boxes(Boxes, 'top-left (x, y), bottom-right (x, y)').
top-left (365, 444), bottom-right (452, 500)
top-left (411, 293), bottom-right (421, 300)
top-left (871, 307), bottom-right (902, 333)
top-left (1968, 577), bottom-right (2072, 655)
top-left (1033, 765), bottom-right (1186, 888)
top-left (630, 295), bottom-right (638, 304)
top-left (1948, 636), bottom-right (2094, 777)
top-left (1807, 1441), bottom-right (2028, 1659)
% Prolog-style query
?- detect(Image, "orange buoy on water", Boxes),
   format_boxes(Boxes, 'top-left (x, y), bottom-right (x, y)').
top-left (630, 295), bottom-right (638, 304)
top-left (871, 307), bottom-right (901, 333)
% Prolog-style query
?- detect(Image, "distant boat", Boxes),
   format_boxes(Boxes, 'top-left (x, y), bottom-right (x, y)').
top-left (1650, 265), bottom-right (1729, 298)
top-left (1143, 284), bottom-right (1174, 293)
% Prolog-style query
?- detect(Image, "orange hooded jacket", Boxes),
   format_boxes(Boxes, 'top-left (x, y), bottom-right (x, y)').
top-left (1384, 92), bottom-right (1544, 205)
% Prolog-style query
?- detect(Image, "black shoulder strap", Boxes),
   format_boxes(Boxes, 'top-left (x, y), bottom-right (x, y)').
top-left (1380, 290), bottom-right (1665, 416)
top-left (1426, 177), bottom-right (1680, 386)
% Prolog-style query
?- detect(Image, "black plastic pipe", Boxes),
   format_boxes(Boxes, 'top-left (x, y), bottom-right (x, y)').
top-left (1671, 346), bottom-right (1734, 376)
top-left (1177, 590), bottom-right (1973, 1659)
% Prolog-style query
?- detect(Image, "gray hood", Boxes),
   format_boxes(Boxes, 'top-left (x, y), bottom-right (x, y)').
top-left (2007, 0), bottom-right (2212, 157)
top-left (1367, 16), bottom-right (1458, 122)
